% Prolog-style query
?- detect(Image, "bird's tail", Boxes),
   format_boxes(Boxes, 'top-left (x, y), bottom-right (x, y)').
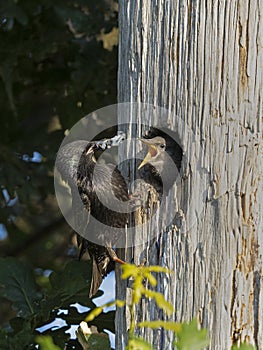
top-left (89, 259), bottom-right (104, 298)
top-left (77, 234), bottom-right (114, 297)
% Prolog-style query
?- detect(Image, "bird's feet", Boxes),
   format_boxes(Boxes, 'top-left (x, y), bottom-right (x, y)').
top-left (112, 255), bottom-right (126, 265)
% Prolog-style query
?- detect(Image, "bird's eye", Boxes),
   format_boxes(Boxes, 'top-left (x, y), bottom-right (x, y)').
top-left (160, 144), bottom-right (165, 149)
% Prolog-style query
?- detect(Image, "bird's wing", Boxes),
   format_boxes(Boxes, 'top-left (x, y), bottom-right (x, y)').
top-left (90, 164), bottom-right (129, 246)
top-left (56, 141), bottom-right (90, 185)
top-left (92, 163), bottom-right (129, 207)
top-left (72, 187), bottom-right (91, 251)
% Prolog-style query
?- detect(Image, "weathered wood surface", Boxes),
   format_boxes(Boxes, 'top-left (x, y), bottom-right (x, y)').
top-left (116, 1), bottom-right (263, 349)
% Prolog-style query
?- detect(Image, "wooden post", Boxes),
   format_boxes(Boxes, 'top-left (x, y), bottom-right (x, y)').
top-left (116, 1), bottom-right (263, 349)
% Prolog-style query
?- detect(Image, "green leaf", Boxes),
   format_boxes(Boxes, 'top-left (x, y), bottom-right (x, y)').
top-left (9, 319), bottom-right (35, 350)
top-left (0, 328), bottom-right (9, 350)
top-left (9, 316), bottom-right (30, 333)
top-left (0, 257), bottom-right (40, 317)
top-left (91, 310), bottom-right (116, 334)
top-left (116, 299), bottom-right (126, 308)
top-left (68, 308), bottom-right (116, 335)
top-left (36, 335), bottom-right (61, 350)
top-left (0, 60), bottom-right (17, 116)
top-left (133, 281), bottom-right (144, 304)
top-left (1, 2), bottom-right (29, 26)
top-left (138, 320), bottom-right (181, 332)
top-left (81, 333), bottom-right (111, 350)
top-left (41, 326), bottom-right (70, 349)
top-left (174, 319), bottom-right (210, 350)
top-left (84, 300), bottom-right (114, 322)
top-left (143, 289), bottom-right (174, 315)
top-left (85, 307), bottom-right (103, 322)
top-left (121, 263), bottom-right (140, 279)
top-left (76, 323), bottom-right (111, 350)
top-left (121, 264), bottom-right (171, 281)
top-left (143, 272), bottom-right (157, 287)
top-left (84, 299), bottom-right (123, 328)
top-left (232, 343), bottom-right (256, 350)
top-left (49, 260), bottom-right (93, 307)
top-left (127, 335), bottom-right (153, 350)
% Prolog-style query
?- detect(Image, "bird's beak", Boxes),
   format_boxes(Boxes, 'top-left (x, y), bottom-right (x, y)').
top-left (138, 139), bottom-right (158, 170)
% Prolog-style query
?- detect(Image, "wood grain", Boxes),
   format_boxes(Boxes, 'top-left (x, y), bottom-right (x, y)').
top-left (117, 1), bottom-right (263, 349)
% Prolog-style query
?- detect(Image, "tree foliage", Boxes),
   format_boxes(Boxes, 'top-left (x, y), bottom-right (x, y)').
top-left (0, 257), bottom-right (114, 349)
top-left (0, 0), bottom-right (118, 269)
top-left (0, 0), bottom-right (118, 348)
top-left (84, 264), bottom-right (211, 350)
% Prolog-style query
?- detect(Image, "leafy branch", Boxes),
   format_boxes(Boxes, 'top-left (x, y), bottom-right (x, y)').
top-left (85, 264), bottom-right (210, 350)
top-left (83, 263), bottom-right (257, 350)
top-left (0, 259), bottom-right (257, 350)
top-left (0, 257), bottom-right (112, 349)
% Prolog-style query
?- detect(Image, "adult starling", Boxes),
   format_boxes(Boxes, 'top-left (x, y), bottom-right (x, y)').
top-left (56, 137), bottom-right (129, 297)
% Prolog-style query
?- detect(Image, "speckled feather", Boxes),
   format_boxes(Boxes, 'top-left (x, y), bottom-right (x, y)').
top-left (56, 140), bottom-right (129, 297)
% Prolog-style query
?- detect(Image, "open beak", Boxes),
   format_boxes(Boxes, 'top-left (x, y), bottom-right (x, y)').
top-left (138, 139), bottom-right (158, 170)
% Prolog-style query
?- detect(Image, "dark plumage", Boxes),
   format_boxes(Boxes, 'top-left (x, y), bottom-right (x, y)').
top-left (56, 140), bottom-right (129, 297)
top-left (56, 129), bottom-right (183, 297)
